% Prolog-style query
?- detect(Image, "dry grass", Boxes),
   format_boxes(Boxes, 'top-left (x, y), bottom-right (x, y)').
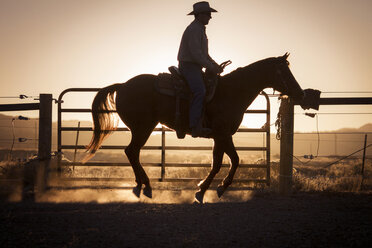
top-left (0, 154), bottom-right (371, 202)
top-left (269, 158), bottom-right (372, 192)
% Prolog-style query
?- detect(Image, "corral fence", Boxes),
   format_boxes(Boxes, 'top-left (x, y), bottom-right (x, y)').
top-left (279, 96), bottom-right (372, 194)
top-left (2, 91), bottom-right (370, 195)
top-left (56, 88), bottom-right (271, 190)
top-left (0, 94), bottom-right (53, 193)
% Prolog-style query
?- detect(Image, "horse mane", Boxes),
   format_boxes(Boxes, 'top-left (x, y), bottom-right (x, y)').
top-left (222, 56), bottom-right (282, 81)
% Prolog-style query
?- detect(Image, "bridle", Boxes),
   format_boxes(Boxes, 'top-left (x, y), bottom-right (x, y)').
top-left (274, 61), bottom-right (290, 94)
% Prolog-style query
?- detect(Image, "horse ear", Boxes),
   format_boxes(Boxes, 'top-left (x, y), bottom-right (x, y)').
top-left (283, 52), bottom-right (290, 59)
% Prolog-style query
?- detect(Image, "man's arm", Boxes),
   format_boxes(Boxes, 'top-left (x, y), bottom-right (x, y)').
top-left (187, 29), bottom-right (215, 70)
top-left (207, 55), bottom-right (218, 67)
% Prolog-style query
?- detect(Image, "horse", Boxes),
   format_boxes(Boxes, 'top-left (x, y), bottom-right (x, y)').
top-left (84, 53), bottom-right (304, 203)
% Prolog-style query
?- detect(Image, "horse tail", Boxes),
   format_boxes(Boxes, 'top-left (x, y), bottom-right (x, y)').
top-left (83, 83), bottom-right (122, 162)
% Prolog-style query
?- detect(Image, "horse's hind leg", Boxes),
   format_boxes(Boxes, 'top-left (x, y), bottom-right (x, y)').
top-left (217, 137), bottom-right (239, 198)
top-left (125, 124), bottom-right (157, 198)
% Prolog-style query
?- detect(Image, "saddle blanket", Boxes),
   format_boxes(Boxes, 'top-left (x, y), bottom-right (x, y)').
top-left (155, 73), bottom-right (191, 99)
top-left (155, 71), bottom-right (218, 102)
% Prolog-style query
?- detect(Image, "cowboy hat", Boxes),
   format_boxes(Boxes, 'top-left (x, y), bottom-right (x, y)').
top-left (188, 1), bottom-right (217, 15)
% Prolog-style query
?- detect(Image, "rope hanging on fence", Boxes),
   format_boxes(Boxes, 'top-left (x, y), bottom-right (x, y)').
top-left (275, 98), bottom-right (283, 140)
top-left (291, 114), bottom-right (321, 165)
top-left (292, 108), bottom-right (370, 167)
top-left (276, 96), bottom-right (322, 164)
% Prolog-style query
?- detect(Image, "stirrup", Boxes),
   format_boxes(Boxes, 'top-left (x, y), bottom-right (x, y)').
top-left (191, 127), bottom-right (212, 138)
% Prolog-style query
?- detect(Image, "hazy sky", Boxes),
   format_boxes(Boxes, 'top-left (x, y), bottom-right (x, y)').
top-left (0, 0), bottom-right (371, 131)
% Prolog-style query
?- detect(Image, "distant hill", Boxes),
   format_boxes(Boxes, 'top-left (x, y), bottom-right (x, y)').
top-left (336, 123), bottom-right (372, 133)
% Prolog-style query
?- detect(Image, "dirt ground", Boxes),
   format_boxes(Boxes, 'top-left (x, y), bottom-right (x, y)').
top-left (1, 191), bottom-right (371, 248)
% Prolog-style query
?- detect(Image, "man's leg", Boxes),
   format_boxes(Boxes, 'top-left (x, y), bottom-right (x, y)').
top-left (179, 62), bottom-right (211, 137)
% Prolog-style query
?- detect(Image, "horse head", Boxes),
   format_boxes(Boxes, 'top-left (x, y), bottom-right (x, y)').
top-left (269, 53), bottom-right (304, 101)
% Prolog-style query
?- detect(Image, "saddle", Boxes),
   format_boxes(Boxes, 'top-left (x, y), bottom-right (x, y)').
top-left (156, 67), bottom-right (218, 102)
top-left (155, 61), bottom-right (231, 139)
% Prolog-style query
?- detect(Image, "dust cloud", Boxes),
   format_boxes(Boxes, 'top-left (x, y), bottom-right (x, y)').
top-left (36, 188), bottom-right (254, 204)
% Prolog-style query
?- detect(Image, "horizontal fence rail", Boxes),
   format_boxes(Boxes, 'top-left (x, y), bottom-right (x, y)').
top-left (0, 103), bottom-right (40, 112)
top-left (318, 97), bottom-right (372, 105)
top-left (57, 88), bottom-right (271, 188)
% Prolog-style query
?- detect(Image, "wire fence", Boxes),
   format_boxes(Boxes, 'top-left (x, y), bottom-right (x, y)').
top-left (0, 123), bottom-right (371, 159)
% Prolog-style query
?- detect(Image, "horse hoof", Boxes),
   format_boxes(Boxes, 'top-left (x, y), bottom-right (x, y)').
top-left (217, 185), bottom-right (225, 198)
top-left (194, 191), bottom-right (204, 204)
top-left (132, 186), bottom-right (141, 198)
top-left (143, 186), bottom-right (152, 198)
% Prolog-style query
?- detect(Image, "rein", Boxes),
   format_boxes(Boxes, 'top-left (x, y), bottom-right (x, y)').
top-left (275, 62), bottom-right (290, 94)
top-left (218, 60), bottom-right (232, 75)
top-left (274, 61), bottom-right (292, 140)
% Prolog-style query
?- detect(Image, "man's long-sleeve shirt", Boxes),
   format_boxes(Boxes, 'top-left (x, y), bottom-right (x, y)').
top-left (177, 19), bottom-right (216, 70)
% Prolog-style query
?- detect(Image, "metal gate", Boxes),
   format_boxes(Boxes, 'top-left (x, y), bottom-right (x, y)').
top-left (56, 88), bottom-right (271, 189)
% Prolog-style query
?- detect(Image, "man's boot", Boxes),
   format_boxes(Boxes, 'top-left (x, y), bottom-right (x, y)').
top-left (191, 122), bottom-right (212, 138)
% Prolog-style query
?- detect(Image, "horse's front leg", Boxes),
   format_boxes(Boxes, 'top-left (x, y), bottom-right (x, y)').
top-left (217, 136), bottom-right (239, 198)
top-left (195, 139), bottom-right (224, 203)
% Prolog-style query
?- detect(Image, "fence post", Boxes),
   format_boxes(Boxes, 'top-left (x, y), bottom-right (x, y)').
top-left (37, 94), bottom-right (53, 193)
top-left (360, 134), bottom-right (367, 190)
top-left (73, 121), bottom-right (81, 171)
top-left (38, 94), bottom-right (52, 159)
top-left (279, 97), bottom-right (294, 195)
top-left (161, 126), bottom-right (166, 182)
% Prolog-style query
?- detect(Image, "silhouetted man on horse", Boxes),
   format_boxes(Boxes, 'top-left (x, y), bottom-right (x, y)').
top-left (178, 1), bottom-right (222, 138)
top-left (84, 0), bottom-right (316, 201)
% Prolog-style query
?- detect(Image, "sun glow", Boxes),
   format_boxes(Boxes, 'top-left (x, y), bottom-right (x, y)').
top-left (241, 93), bottom-right (270, 128)
top-left (1, 1), bottom-right (371, 133)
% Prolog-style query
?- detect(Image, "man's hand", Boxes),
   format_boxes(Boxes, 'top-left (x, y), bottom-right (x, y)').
top-left (209, 63), bottom-right (222, 74)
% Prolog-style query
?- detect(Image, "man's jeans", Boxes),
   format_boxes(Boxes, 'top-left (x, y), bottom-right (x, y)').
top-left (179, 61), bottom-right (205, 128)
